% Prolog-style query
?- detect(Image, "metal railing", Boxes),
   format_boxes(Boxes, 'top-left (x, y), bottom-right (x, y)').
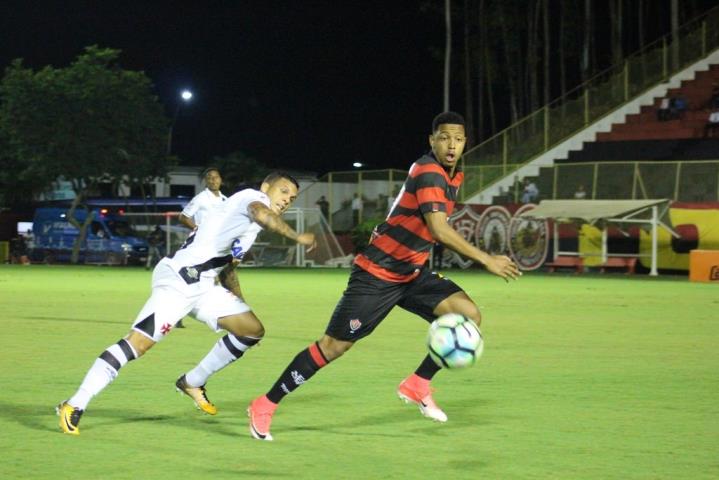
top-left (296, 169), bottom-right (407, 231)
top-left (492, 160), bottom-right (719, 203)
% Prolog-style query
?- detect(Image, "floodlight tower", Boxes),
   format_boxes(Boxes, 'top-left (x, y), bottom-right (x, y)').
top-left (167, 89), bottom-right (194, 155)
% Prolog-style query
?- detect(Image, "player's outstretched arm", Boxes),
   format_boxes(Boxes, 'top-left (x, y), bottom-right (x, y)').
top-left (424, 210), bottom-right (521, 281)
top-left (248, 202), bottom-right (316, 250)
top-left (178, 214), bottom-right (197, 230)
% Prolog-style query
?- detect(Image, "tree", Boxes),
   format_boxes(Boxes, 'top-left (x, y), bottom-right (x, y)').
top-left (210, 151), bottom-right (271, 194)
top-left (462, 0), bottom-right (475, 146)
top-left (0, 45), bottom-right (172, 262)
top-left (581, 0), bottom-right (593, 84)
top-left (444, 0), bottom-right (453, 110)
top-left (671, 0), bottom-right (679, 70)
top-left (609, 0), bottom-right (624, 67)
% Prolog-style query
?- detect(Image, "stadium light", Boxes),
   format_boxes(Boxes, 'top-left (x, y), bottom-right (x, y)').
top-left (353, 162), bottom-right (363, 168)
top-left (168, 88), bottom-right (194, 155)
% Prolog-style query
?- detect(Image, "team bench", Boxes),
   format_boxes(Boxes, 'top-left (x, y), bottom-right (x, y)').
top-left (545, 256), bottom-right (584, 273)
top-left (599, 257), bottom-right (637, 274)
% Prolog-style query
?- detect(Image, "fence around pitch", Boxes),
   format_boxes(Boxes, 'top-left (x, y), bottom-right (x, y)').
top-left (296, 169), bottom-right (407, 231)
top-left (487, 160), bottom-right (719, 203)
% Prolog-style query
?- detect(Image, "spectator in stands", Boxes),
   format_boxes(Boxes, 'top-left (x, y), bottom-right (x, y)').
top-left (351, 193), bottom-right (363, 225)
top-left (316, 195), bottom-right (329, 220)
top-left (657, 97), bottom-right (672, 121)
top-left (521, 179), bottom-right (539, 204)
top-left (710, 82), bottom-right (719, 109)
top-left (671, 95), bottom-right (688, 119)
top-left (574, 184), bottom-right (587, 199)
top-left (703, 111), bottom-right (719, 138)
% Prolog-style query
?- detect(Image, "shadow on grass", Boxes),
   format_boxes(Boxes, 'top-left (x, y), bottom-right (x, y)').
top-left (16, 315), bottom-right (127, 326)
top-left (0, 400), bottom-right (244, 438)
top-left (204, 467), bottom-right (286, 478)
top-left (3, 390), bottom-right (497, 440)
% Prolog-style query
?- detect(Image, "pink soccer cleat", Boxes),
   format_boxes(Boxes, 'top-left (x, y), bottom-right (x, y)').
top-left (247, 395), bottom-right (278, 441)
top-left (397, 374), bottom-right (448, 423)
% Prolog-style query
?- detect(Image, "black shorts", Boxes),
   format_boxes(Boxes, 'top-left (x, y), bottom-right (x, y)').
top-left (325, 265), bottom-right (464, 342)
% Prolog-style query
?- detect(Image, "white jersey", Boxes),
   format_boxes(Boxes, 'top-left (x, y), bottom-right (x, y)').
top-left (181, 188), bottom-right (228, 226)
top-left (169, 188), bottom-right (270, 283)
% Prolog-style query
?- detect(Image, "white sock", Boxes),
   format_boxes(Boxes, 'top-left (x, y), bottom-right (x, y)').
top-left (68, 340), bottom-right (137, 410)
top-left (185, 335), bottom-right (258, 387)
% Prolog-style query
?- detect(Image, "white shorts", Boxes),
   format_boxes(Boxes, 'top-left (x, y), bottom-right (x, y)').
top-left (131, 258), bottom-right (251, 342)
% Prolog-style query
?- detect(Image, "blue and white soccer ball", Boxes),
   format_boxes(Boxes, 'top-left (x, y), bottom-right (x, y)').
top-left (427, 313), bottom-right (483, 369)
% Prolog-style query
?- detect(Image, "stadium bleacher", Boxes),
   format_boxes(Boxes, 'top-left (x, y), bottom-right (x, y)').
top-left (597, 64), bottom-right (719, 142)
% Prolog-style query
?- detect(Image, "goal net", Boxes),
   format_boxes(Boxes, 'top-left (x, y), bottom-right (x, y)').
top-left (251, 207), bottom-right (351, 267)
top-left (123, 208), bottom-right (350, 268)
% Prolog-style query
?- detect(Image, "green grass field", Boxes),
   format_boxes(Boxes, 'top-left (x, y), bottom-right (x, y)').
top-left (0, 265), bottom-right (717, 479)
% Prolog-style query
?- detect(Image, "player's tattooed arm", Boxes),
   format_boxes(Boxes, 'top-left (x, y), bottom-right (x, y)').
top-left (248, 201), bottom-right (316, 249)
top-left (218, 263), bottom-right (243, 299)
top-left (248, 201), bottom-right (299, 240)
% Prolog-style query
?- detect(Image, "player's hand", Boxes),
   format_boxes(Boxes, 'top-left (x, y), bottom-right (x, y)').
top-left (297, 232), bottom-right (317, 253)
top-left (484, 255), bottom-right (521, 282)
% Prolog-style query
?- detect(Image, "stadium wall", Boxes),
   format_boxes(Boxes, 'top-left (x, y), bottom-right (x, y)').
top-left (445, 202), bottom-right (719, 273)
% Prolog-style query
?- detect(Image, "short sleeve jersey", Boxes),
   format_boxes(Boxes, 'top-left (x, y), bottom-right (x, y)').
top-left (170, 189), bottom-right (270, 281)
top-left (181, 188), bottom-right (228, 226)
top-left (354, 153), bottom-right (463, 283)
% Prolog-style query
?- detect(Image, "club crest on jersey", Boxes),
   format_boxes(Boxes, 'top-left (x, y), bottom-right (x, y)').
top-left (185, 267), bottom-right (199, 279)
top-left (349, 319), bottom-right (362, 332)
top-left (231, 238), bottom-right (245, 259)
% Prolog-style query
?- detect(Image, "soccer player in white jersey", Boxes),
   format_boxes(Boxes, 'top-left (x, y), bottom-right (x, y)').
top-left (57, 171), bottom-right (315, 435)
top-left (179, 167), bottom-right (227, 230)
top-left (176, 167), bottom-right (227, 327)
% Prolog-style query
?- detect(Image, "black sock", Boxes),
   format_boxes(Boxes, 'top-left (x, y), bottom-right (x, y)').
top-left (266, 342), bottom-right (328, 404)
top-left (415, 354), bottom-right (442, 380)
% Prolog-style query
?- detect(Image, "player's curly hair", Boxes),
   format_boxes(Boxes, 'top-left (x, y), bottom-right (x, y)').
top-left (432, 111), bottom-right (465, 132)
top-left (263, 170), bottom-right (299, 190)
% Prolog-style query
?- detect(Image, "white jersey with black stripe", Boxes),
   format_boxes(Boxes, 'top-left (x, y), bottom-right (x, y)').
top-left (181, 188), bottom-right (228, 226)
top-left (170, 188), bottom-right (269, 279)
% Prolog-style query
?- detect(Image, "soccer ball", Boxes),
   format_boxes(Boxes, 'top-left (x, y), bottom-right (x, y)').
top-left (427, 313), bottom-right (483, 368)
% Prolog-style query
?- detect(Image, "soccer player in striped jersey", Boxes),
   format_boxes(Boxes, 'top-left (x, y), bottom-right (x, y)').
top-left (56, 172), bottom-right (315, 435)
top-left (248, 112), bottom-right (521, 441)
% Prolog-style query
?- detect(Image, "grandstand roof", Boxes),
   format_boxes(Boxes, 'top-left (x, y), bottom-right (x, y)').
top-left (519, 199), bottom-right (670, 224)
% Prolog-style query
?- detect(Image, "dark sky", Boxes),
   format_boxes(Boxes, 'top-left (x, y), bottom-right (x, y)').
top-left (1, 1), bottom-right (445, 174)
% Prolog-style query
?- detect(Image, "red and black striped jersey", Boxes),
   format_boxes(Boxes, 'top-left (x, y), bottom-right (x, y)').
top-left (354, 153), bottom-right (463, 282)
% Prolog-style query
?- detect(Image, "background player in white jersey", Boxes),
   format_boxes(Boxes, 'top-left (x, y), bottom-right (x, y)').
top-left (176, 167), bottom-right (227, 327)
top-left (179, 167), bottom-right (227, 230)
top-left (57, 171), bottom-right (315, 435)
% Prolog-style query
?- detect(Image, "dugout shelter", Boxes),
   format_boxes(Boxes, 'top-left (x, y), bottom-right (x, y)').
top-left (519, 199), bottom-right (679, 276)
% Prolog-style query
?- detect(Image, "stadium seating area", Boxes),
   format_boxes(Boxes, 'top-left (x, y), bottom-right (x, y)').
top-left (597, 64), bottom-right (719, 142)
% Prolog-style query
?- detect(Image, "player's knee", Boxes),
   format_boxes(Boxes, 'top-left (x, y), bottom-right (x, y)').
top-left (466, 307), bottom-right (482, 326)
top-left (455, 304), bottom-right (481, 326)
top-left (220, 313), bottom-right (264, 338)
top-left (125, 331), bottom-right (155, 357)
top-left (250, 325), bottom-right (265, 339)
top-left (318, 335), bottom-right (353, 361)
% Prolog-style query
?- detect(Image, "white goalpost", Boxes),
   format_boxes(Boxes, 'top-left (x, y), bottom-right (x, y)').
top-left (122, 208), bottom-right (351, 268)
